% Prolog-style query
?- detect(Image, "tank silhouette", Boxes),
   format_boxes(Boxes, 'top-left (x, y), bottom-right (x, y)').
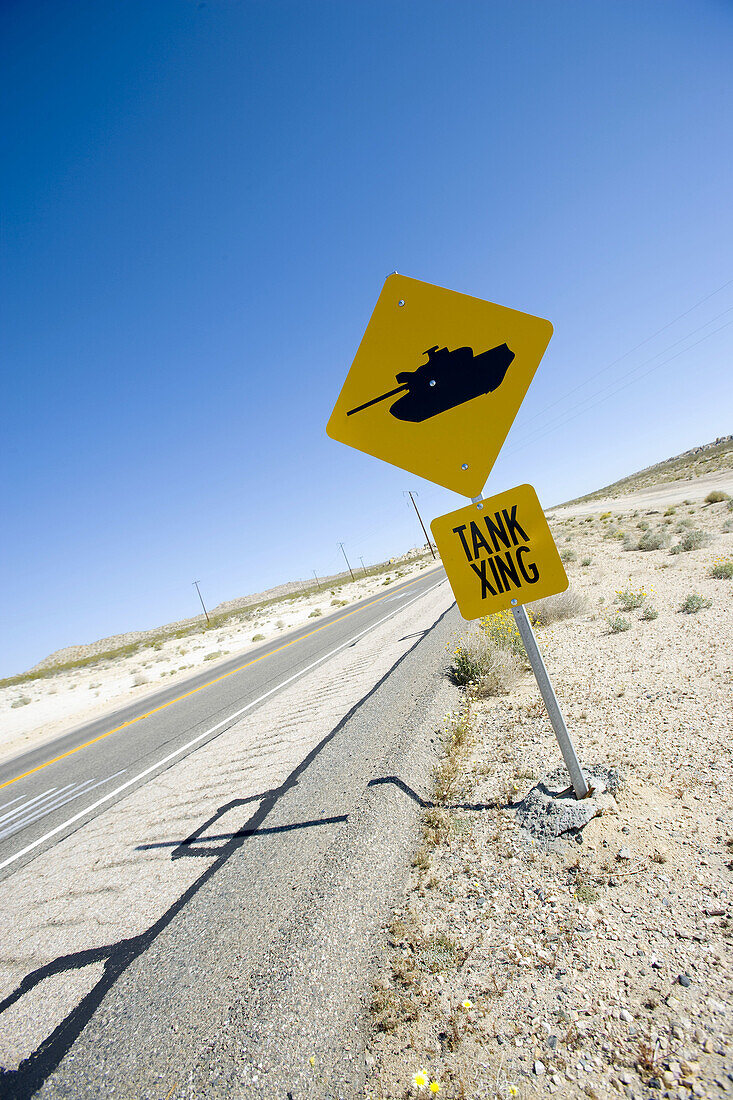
top-left (346, 343), bottom-right (515, 423)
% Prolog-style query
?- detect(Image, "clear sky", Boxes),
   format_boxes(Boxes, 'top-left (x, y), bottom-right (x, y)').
top-left (3, 0), bottom-right (732, 676)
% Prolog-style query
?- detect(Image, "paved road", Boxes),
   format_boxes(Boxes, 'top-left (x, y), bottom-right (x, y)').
top-left (0, 574), bottom-right (459, 1100)
top-left (0, 566), bottom-right (445, 879)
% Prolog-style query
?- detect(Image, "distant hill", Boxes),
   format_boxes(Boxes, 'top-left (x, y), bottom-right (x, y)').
top-left (561, 435), bottom-right (733, 506)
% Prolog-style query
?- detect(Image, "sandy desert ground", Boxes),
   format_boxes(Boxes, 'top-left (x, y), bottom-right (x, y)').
top-left (0, 552), bottom-right (438, 767)
top-left (366, 476), bottom-right (732, 1099)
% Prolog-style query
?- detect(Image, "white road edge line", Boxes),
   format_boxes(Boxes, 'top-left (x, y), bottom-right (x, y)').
top-left (0, 579), bottom-right (445, 874)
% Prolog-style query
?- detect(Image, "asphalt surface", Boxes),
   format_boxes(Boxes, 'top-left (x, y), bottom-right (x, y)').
top-left (0, 576), bottom-right (462, 1100)
top-left (0, 566), bottom-right (445, 880)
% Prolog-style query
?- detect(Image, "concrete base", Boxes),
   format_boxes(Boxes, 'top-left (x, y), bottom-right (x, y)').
top-left (514, 764), bottom-right (624, 840)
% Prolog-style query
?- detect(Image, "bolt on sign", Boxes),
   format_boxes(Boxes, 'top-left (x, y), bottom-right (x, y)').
top-left (327, 274), bottom-right (553, 497)
top-left (430, 484), bottom-right (567, 620)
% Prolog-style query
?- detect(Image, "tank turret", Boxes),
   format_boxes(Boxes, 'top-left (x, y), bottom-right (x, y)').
top-left (347, 343), bottom-right (515, 423)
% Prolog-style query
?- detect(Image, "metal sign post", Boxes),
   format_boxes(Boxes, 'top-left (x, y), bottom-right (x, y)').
top-left (511, 603), bottom-right (589, 800)
top-left (431, 487), bottom-right (590, 801)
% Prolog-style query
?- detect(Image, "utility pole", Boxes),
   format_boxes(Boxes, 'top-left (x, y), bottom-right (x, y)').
top-left (313, 570), bottom-right (321, 591)
top-left (404, 490), bottom-right (436, 559)
top-left (193, 580), bottom-right (211, 625)
top-left (338, 542), bottom-right (356, 583)
top-left (359, 556), bottom-right (368, 578)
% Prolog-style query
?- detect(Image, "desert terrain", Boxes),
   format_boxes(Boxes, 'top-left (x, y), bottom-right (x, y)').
top-left (365, 467), bottom-right (732, 1099)
top-left (0, 551), bottom-right (437, 766)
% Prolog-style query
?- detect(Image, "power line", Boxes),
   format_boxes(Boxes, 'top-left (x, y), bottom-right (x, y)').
top-left (516, 276), bottom-right (733, 433)
top-left (192, 580), bottom-right (210, 625)
top-left (505, 315), bottom-right (733, 457)
top-left (403, 490), bottom-right (436, 559)
top-left (338, 542), bottom-right (356, 582)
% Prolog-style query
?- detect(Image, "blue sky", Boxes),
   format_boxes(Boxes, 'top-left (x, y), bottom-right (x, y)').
top-left (3, 0), bottom-right (732, 676)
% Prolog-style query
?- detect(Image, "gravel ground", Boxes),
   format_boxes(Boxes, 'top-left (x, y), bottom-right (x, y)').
top-left (365, 489), bottom-right (733, 1099)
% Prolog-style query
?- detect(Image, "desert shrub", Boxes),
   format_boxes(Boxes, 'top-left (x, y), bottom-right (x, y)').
top-left (637, 528), bottom-right (670, 551)
top-left (11, 696), bottom-right (31, 708)
top-left (705, 490), bottom-right (729, 504)
top-left (528, 589), bottom-right (587, 625)
top-left (608, 615), bottom-right (632, 633)
top-left (452, 624), bottom-right (522, 697)
top-left (709, 557), bottom-right (733, 579)
top-left (575, 884), bottom-right (599, 905)
top-left (581, 556), bottom-right (592, 566)
top-left (622, 533), bottom-right (638, 551)
top-left (664, 506), bottom-right (676, 516)
top-left (680, 593), bottom-right (711, 614)
top-left (637, 520), bottom-right (649, 531)
top-left (600, 511), bottom-right (612, 520)
top-left (308, 608), bottom-right (323, 617)
top-left (204, 650), bottom-right (226, 661)
top-left (724, 520), bottom-right (733, 532)
top-left (480, 608), bottom-right (527, 654)
top-left (671, 529), bottom-right (712, 554)
top-left (676, 517), bottom-right (693, 530)
top-left (616, 584), bottom-right (647, 611)
top-left (418, 933), bottom-right (463, 973)
top-left (276, 620), bottom-right (285, 630)
top-left (132, 673), bottom-right (149, 686)
top-left (641, 606), bottom-right (659, 620)
top-left (251, 633), bottom-right (265, 641)
top-left (560, 548), bottom-right (577, 562)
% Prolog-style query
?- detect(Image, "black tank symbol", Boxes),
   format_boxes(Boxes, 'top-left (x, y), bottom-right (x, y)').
top-left (346, 343), bottom-right (515, 423)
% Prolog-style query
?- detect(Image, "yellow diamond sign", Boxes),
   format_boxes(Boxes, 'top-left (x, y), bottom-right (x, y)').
top-left (327, 274), bottom-right (553, 496)
top-left (430, 484), bottom-right (567, 619)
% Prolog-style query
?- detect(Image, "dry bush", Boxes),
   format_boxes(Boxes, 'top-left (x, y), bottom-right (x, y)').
top-left (451, 631), bottom-right (521, 697)
top-left (528, 588), bottom-right (587, 625)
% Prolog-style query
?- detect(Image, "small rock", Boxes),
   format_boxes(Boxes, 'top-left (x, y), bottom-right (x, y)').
top-left (677, 974), bottom-right (691, 987)
top-left (547, 1035), bottom-right (558, 1049)
top-left (617, 847), bottom-right (632, 860)
top-left (648, 1077), bottom-right (661, 1090)
top-left (620, 1008), bottom-right (633, 1022)
top-left (622, 825), bottom-right (631, 834)
top-left (534, 1060), bottom-right (546, 1076)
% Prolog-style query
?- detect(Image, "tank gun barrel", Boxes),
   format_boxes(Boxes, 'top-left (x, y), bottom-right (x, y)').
top-left (347, 384), bottom-right (409, 416)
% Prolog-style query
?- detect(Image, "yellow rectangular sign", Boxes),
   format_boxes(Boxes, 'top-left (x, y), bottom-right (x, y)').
top-left (327, 274), bottom-right (553, 497)
top-left (430, 484), bottom-right (568, 619)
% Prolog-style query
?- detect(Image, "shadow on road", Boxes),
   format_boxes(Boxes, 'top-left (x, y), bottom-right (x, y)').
top-left (368, 774), bottom-right (498, 812)
top-left (0, 602), bottom-right (455, 1099)
top-left (0, 739), bottom-right (347, 1098)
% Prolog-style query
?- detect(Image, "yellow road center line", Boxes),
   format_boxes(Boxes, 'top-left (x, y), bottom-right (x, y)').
top-left (0, 571), bottom-right (439, 793)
